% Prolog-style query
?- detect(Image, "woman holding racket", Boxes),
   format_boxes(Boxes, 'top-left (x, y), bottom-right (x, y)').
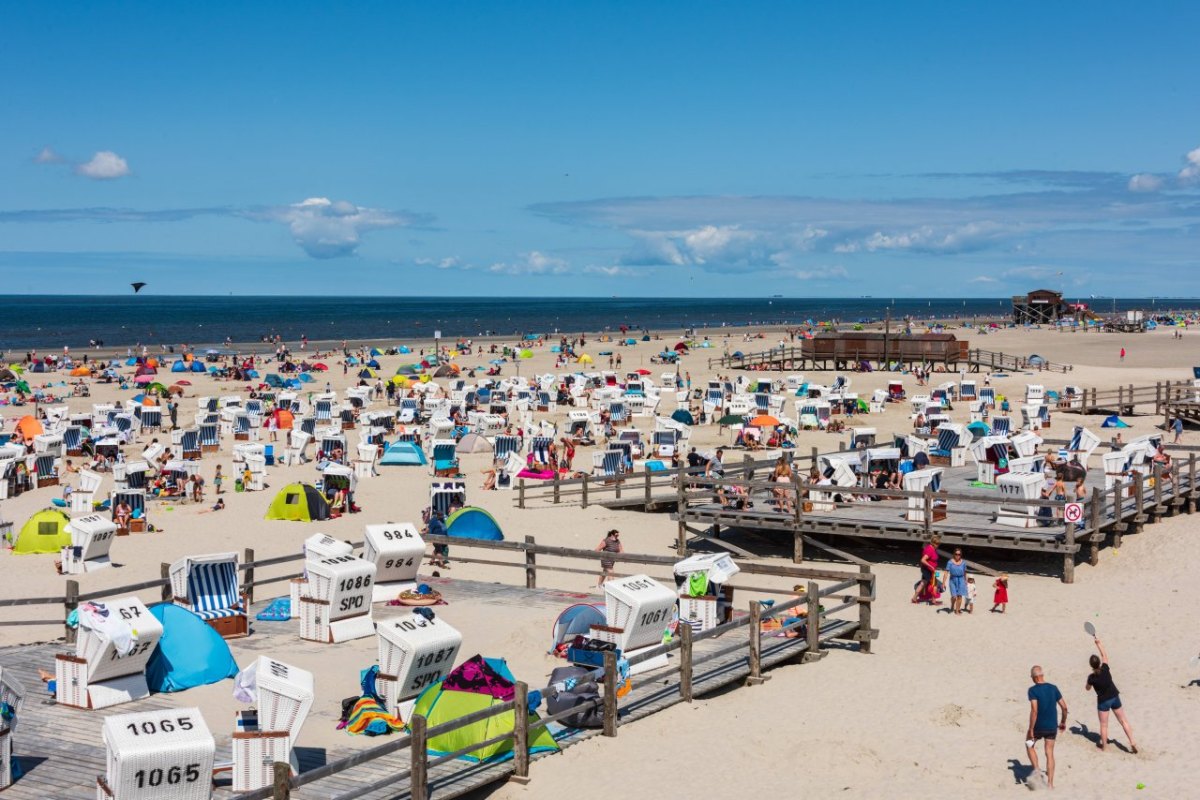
top-left (1085, 635), bottom-right (1139, 753)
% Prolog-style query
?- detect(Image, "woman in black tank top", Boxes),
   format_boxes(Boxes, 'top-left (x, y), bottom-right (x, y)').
top-left (1085, 637), bottom-right (1138, 753)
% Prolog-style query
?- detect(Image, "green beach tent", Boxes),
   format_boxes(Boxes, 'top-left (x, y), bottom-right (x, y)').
top-left (265, 483), bottom-right (331, 522)
top-left (13, 508), bottom-right (72, 554)
top-left (409, 656), bottom-right (559, 763)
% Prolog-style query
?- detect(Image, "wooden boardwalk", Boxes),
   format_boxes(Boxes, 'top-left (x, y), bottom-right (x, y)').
top-left (0, 577), bottom-right (865, 800)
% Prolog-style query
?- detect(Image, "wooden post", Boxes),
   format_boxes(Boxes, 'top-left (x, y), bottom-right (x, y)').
top-left (524, 535), bottom-right (537, 589)
top-left (922, 485), bottom-right (933, 537)
top-left (64, 579), bottom-right (79, 644)
top-left (518, 479), bottom-right (526, 509)
top-left (1153, 462), bottom-right (1164, 518)
top-left (1189, 453), bottom-right (1197, 513)
top-left (644, 470), bottom-right (652, 506)
top-left (581, 473), bottom-right (589, 508)
top-left (803, 580), bottom-right (824, 661)
top-left (679, 623), bottom-right (694, 702)
top-left (1088, 495), bottom-right (1100, 566)
top-left (743, 454), bottom-right (752, 481)
top-left (747, 601), bottom-right (766, 685)
top-left (512, 681), bottom-right (530, 781)
top-left (810, 446), bottom-right (819, 468)
top-left (272, 761), bottom-right (291, 799)
top-left (410, 714), bottom-right (428, 800)
top-left (160, 562), bottom-right (172, 603)
top-left (602, 651), bottom-right (618, 737)
top-left (1134, 476), bottom-right (1145, 532)
top-left (858, 565), bottom-right (873, 654)
top-left (243, 547), bottom-right (255, 606)
top-left (793, 483), bottom-right (804, 563)
top-left (676, 461), bottom-right (688, 556)
top-left (1062, 516), bottom-right (1076, 584)
top-left (1111, 483), bottom-right (1123, 550)
top-left (552, 471), bottom-right (560, 504)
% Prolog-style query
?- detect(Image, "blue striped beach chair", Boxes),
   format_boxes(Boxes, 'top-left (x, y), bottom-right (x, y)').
top-left (170, 553), bottom-right (248, 638)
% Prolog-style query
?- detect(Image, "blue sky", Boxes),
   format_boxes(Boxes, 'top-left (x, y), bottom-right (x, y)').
top-left (2, 1), bottom-right (1198, 296)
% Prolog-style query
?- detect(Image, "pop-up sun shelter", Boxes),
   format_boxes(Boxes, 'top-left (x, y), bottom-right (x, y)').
top-left (12, 508), bottom-right (71, 554)
top-left (144, 603), bottom-right (239, 693)
top-left (380, 440), bottom-right (427, 466)
top-left (265, 483), bottom-right (331, 522)
top-left (550, 604), bottom-right (606, 653)
top-left (444, 507), bottom-right (504, 541)
top-left (409, 655), bottom-right (559, 763)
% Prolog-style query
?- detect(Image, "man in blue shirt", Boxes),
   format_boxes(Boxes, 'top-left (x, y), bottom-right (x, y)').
top-left (1026, 665), bottom-right (1068, 789)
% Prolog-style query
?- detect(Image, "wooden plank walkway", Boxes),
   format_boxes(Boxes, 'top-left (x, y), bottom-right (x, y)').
top-left (0, 578), bottom-right (862, 800)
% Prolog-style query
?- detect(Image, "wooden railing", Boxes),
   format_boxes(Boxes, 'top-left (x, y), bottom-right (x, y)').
top-left (966, 348), bottom-right (1072, 373)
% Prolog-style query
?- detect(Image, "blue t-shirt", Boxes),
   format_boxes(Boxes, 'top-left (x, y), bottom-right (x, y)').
top-left (1028, 682), bottom-right (1062, 732)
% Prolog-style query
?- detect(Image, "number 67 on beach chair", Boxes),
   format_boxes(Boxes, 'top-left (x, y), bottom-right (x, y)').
top-left (55, 596), bottom-right (164, 710)
top-left (169, 553), bottom-right (249, 639)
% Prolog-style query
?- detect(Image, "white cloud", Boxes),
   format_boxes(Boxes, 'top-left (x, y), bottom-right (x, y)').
top-left (75, 150), bottom-right (130, 180)
top-left (583, 265), bottom-right (637, 277)
top-left (794, 265), bottom-right (850, 281)
top-left (486, 251), bottom-right (570, 275)
top-left (248, 197), bottom-right (421, 259)
top-left (969, 275), bottom-right (999, 284)
top-left (34, 146), bottom-right (64, 164)
top-left (1180, 146), bottom-right (1200, 185)
top-left (1128, 173), bottom-right (1164, 192)
top-left (416, 256), bottom-right (464, 269)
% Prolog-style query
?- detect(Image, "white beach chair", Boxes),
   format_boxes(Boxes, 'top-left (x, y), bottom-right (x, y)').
top-left (376, 614), bottom-right (462, 715)
top-left (60, 513), bottom-right (118, 574)
top-left (298, 554), bottom-right (376, 643)
top-left (55, 596), bottom-right (164, 710)
top-left (97, 708), bottom-right (214, 800)
top-left (363, 523), bottom-right (424, 600)
top-left (0, 667), bottom-right (24, 790)
top-left (232, 657), bottom-right (314, 791)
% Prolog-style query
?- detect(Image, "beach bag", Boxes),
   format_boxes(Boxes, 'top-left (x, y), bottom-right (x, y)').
top-left (546, 666), bottom-right (603, 729)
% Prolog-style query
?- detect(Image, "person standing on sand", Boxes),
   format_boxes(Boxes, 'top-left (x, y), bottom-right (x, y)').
top-left (1120, 347), bottom-right (1126, 361)
top-left (1026, 665), bottom-right (1068, 789)
top-left (1173, 416), bottom-right (1184, 443)
top-left (946, 548), bottom-right (968, 614)
top-left (595, 529), bottom-right (622, 586)
top-left (1085, 637), bottom-right (1138, 753)
top-left (911, 533), bottom-right (941, 604)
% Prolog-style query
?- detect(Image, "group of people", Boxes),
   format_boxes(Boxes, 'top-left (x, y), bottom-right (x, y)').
top-left (910, 534), bottom-right (1008, 614)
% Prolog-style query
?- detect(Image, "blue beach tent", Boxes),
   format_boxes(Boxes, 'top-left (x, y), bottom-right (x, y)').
top-left (380, 440), bottom-right (427, 466)
top-left (444, 507), bottom-right (504, 541)
top-left (145, 603), bottom-right (239, 693)
top-left (1101, 415), bottom-right (1130, 428)
top-left (191, 361), bottom-right (207, 373)
top-left (171, 361), bottom-right (188, 373)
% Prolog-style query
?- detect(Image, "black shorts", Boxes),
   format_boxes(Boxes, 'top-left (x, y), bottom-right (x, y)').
top-left (1033, 729), bottom-right (1057, 741)
top-left (920, 566), bottom-right (934, 583)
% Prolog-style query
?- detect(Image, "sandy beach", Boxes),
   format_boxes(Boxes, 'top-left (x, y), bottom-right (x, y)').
top-left (2, 321), bottom-right (1198, 798)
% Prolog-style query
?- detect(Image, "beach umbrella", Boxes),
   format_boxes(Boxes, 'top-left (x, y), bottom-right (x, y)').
top-left (671, 409), bottom-right (695, 425)
top-left (134, 374), bottom-right (154, 384)
top-left (390, 375), bottom-right (409, 386)
top-left (716, 414), bottom-right (745, 426)
top-left (13, 380), bottom-right (30, 394)
top-left (167, 384), bottom-right (186, 395)
top-left (132, 393), bottom-right (146, 403)
top-left (145, 382), bottom-right (168, 395)
top-left (750, 414), bottom-right (780, 428)
top-left (732, 351), bottom-right (744, 358)
top-left (577, 354), bottom-right (593, 364)
top-left (311, 363), bottom-right (328, 371)
top-left (674, 342), bottom-right (689, 351)
top-left (635, 369), bottom-right (651, 375)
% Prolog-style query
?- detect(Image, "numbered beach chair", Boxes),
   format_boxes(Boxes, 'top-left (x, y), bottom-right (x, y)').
top-left (429, 480), bottom-right (466, 518)
top-left (431, 440), bottom-right (459, 477)
top-left (55, 596), bottom-right (164, 710)
top-left (231, 657), bottom-right (313, 791)
top-left (376, 614), bottom-right (462, 714)
top-left (589, 575), bottom-right (676, 672)
top-left (97, 708), bottom-right (214, 800)
top-left (60, 513), bottom-right (118, 574)
top-left (0, 667), bottom-right (25, 790)
top-left (299, 554), bottom-right (376, 643)
top-left (363, 523), bottom-right (425, 600)
top-left (169, 553), bottom-right (248, 639)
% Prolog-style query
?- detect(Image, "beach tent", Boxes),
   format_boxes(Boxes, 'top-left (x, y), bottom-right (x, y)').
top-left (577, 354), bottom-right (594, 364)
top-left (444, 507), bottom-right (504, 541)
top-left (190, 361), bottom-right (207, 373)
top-left (671, 409), bottom-right (695, 425)
top-left (12, 509), bottom-right (72, 554)
top-left (1101, 415), bottom-right (1131, 428)
top-left (1028, 354), bottom-right (1047, 366)
top-left (550, 603), bottom-right (606, 652)
top-left (367, 359), bottom-right (381, 369)
top-left (358, 368), bottom-right (377, 379)
top-left (70, 365), bottom-right (91, 377)
top-left (455, 433), bottom-right (492, 454)
top-left (399, 346), bottom-right (412, 354)
top-left (15, 415), bottom-right (43, 442)
top-left (265, 483), bottom-right (331, 522)
top-left (265, 374), bottom-right (285, 388)
top-left (145, 603), bottom-right (240, 693)
top-left (273, 408), bottom-right (295, 429)
top-left (171, 361), bottom-right (188, 373)
top-left (380, 440), bottom-right (427, 466)
top-left (410, 656), bottom-right (558, 763)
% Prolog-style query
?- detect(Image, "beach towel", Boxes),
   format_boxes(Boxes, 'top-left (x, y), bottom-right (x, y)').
top-left (255, 597), bottom-right (291, 621)
top-left (343, 666), bottom-right (404, 735)
top-left (442, 655), bottom-right (515, 702)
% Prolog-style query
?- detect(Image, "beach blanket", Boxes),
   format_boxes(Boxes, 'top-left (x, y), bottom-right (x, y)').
top-left (342, 666), bottom-right (404, 735)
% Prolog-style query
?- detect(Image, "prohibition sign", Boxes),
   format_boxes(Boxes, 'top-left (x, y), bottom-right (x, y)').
top-left (1064, 502), bottom-right (1083, 523)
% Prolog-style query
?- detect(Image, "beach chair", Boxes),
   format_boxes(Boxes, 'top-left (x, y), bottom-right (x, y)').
top-left (140, 407), bottom-right (162, 431)
top-left (931, 424), bottom-right (968, 467)
top-left (55, 595), bottom-right (164, 709)
top-left (281, 430), bottom-right (311, 466)
top-left (529, 436), bottom-right (552, 467)
top-left (397, 398), bottom-right (419, 424)
top-left (904, 468), bottom-right (947, 523)
top-left (653, 429), bottom-right (679, 460)
top-left (97, 708), bottom-right (214, 800)
top-left (588, 575), bottom-right (676, 669)
top-left (314, 398), bottom-right (333, 422)
top-left (169, 552), bottom-right (249, 639)
top-left (199, 422), bottom-right (219, 453)
top-left (979, 386), bottom-right (996, 408)
top-left (431, 440), bottom-right (459, 477)
top-left (376, 614), bottom-right (462, 714)
top-left (592, 449), bottom-right (623, 479)
top-left (299, 554), bottom-right (377, 643)
top-left (429, 480), bottom-right (466, 518)
top-left (0, 667), bottom-right (24, 790)
top-left (995, 471), bottom-right (1045, 528)
top-left (354, 441), bottom-right (379, 480)
top-left (111, 489), bottom-right (147, 534)
top-left (244, 454), bottom-right (267, 491)
top-left (232, 442), bottom-right (264, 465)
top-left (363, 523), bottom-right (424, 599)
top-left (493, 434), bottom-right (520, 462)
top-left (298, 416), bottom-right (317, 437)
top-left (232, 657), bottom-right (313, 790)
top-left (496, 451), bottom-right (524, 491)
top-left (63, 425), bottom-right (85, 457)
top-left (33, 453), bottom-right (59, 488)
top-left (70, 469), bottom-right (103, 513)
top-left (60, 513), bottom-right (118, 574)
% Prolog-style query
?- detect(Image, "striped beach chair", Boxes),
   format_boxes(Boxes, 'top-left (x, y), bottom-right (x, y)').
top-left (200, 422), bottom-right (220, 451)
top-left (530, 436), bottom-right (552, 466)
top-left (0, 666), bottom-right (24, 790)
top-left (593, 449), bottom-right (623, 478)
top-left (431, 440), bottom-right (459, 476)
top-left (430, 480), bottom-right (466, 518)
top-left (315, 399), bottom-right (333, 421)
top-left (170, 553), bottom-right (248, 638)
top-left (493, 434), bottom-right (520, 462)
top-left (992, 416), bottom-right (1011, 436)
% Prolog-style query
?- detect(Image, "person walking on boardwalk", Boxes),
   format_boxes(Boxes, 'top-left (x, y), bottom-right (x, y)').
top-left (1026, 665), bottom-right (1068, 789)
top-left (1086, 636), bottom-right (1138, 753)
top-left (595, 529), bottom-right (622, 586)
